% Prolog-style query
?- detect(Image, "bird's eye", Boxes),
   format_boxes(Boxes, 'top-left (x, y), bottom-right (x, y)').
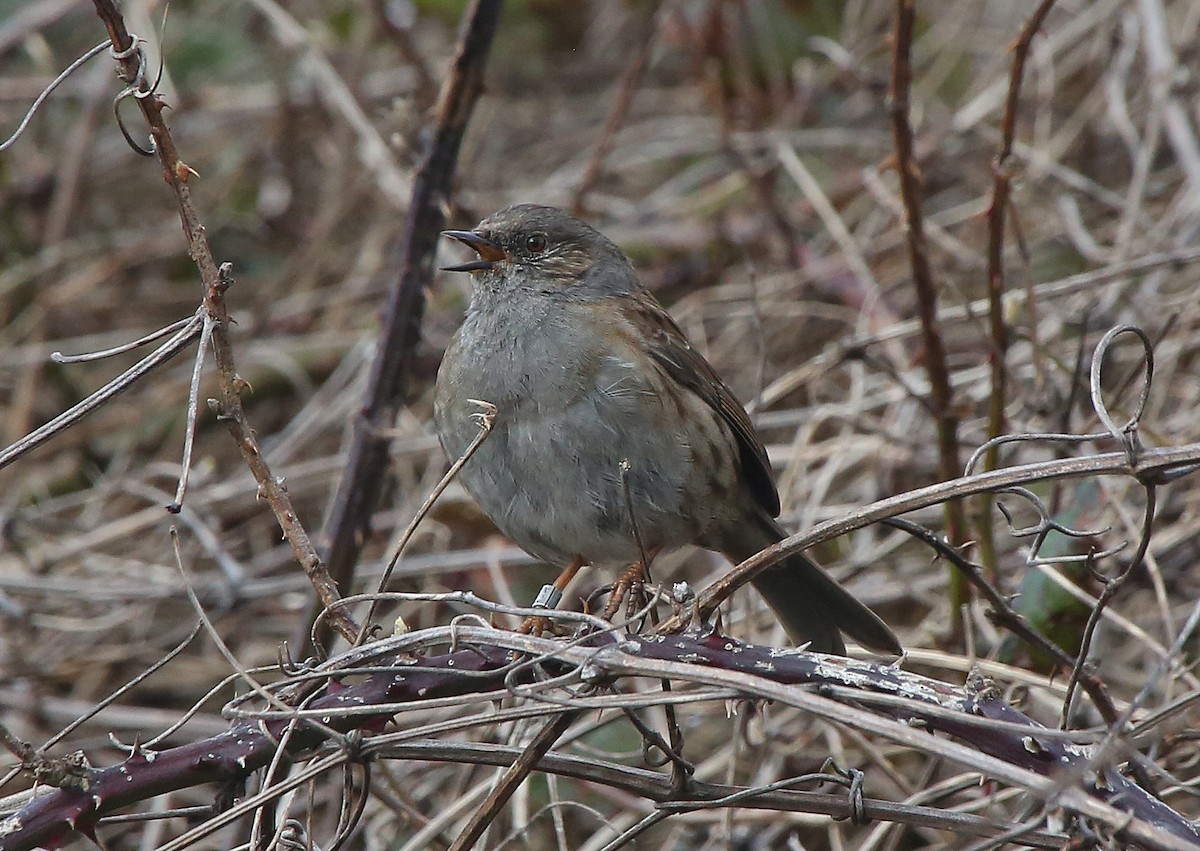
top-left (524, 233), bottom-right (548, 254)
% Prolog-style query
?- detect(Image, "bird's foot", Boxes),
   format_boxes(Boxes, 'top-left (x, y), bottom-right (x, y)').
top-left (602, 561), bottom-right (648, 622)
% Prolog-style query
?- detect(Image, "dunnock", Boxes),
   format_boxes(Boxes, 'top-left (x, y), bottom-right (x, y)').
top-left (435, 204), bottom-right (899, 655)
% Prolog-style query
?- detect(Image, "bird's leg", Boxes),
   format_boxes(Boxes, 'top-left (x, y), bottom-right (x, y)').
top-left (608, 460), bottom-right (663, 628)
top-left (519, 556), bottom-right (586, 636)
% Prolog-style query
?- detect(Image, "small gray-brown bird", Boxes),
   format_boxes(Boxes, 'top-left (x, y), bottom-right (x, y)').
top-left (435, 204), bottom-right (900, 655)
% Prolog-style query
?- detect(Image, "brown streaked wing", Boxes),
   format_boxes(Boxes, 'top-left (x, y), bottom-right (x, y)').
top-left (626, 291), bottom-right (781, 519)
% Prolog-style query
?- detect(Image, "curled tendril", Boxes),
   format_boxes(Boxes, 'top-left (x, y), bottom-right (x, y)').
top-left (960, 325), bottom-right (1155, 570)
top-left (964, 324), bottom-right (1154, 477)
top-left (1089, 324), bottom-right (1153, 467)
top-left (276, 819), bottom-right (319, 851)
top-left (822, 758), bottom-right (868, 825)
top-left (448, 613), bottom-right (492, 652)
top-left (112, 35), bottom-right (161, 157)
top-left (112, 5), bottom-right (173, 156)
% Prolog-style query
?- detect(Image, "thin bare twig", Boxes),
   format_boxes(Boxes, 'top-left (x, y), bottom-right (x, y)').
top-left (168, 309), bottom-right (216, 511)
top-left (888, 0), bottom-right (969, 634)
top-left (89, 0), bottom-right (358, 643)
top-left (383, 739), bottom-right (1064, 847)
top-left (372, 0), bottom-right (437, 109)
top-left (354, 400), bottom-right (497, 648)
top-left (49, 315), bottom-right (198, 364)
top-left (0, 310), bottom-right (203, 471)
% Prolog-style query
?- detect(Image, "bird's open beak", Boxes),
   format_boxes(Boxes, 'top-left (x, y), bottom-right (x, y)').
top-left (442, 230), bottom-right (506, 272)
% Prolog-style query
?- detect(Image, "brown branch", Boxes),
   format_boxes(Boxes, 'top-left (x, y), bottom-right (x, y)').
top-left (985, 0), bottom-right (1058, 427)
top-left (315, 0), bottom-right (504, 649)
top-left (582, 631), bottom-right (1200, 850)
top-left (680, 441), bottom-right (1200, 633)
top-left (1, 643), bottom-right (514, 851)
top-left (88, 1), bottom-right (358, 644)
top-left (7, 626), bottom-right (1195, 850)
top-left (979, 0), bottom-right (1059, 575)
top-left (888, 0), bottom-right (969, 635)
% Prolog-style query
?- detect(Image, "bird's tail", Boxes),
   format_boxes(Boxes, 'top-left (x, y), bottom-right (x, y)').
top-left (722, 514), bottom-right (901, 655)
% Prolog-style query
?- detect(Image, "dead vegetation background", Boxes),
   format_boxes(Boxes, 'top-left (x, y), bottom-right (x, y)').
top-left (2, 1), bottom-right (1200, 849)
